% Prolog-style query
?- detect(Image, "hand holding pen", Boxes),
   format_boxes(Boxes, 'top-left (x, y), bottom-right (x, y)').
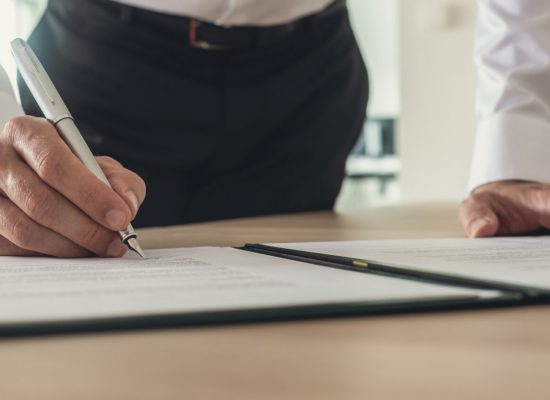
top-left (0, 39), bottom-right (147, 258)
top-left (0, 117), bottom-right (145, 257)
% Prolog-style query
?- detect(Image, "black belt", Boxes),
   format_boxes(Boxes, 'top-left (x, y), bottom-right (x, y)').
top-left (187, 0), bottom-right (346, 50)
top-left (81, 0), bottom-right (346, 50)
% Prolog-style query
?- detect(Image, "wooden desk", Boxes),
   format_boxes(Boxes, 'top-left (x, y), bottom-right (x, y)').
top-left (1, 203), bottom-right (549, 400)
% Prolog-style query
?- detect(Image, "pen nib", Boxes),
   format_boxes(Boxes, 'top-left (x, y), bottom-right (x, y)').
top-left (126, 237), bottom-right (145, 258)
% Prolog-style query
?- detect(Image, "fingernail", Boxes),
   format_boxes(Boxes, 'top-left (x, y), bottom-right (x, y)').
top-left (468, 218), bottom-right (489, 236)
top-left (106, 209), bottom-right (127, 230)
top-left (107, 238), bottom-right (127, 257)
top-left (126, 190), bottom-right (139, 216)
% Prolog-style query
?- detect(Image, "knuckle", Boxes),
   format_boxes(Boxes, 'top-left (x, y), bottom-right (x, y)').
top-left (24, 189), bottom-right (55, 222)
top-left (2, 117), bottom-right (27, 140)
top-left (8, 217), bottom-right (37, 249)
top-left (34, 150), bottom-right (63, 181)
top-left (3, 116), bottom-right (51, 143)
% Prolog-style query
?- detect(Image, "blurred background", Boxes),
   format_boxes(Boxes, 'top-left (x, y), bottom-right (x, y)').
top-left (0, 0), bottom-right (477, 211)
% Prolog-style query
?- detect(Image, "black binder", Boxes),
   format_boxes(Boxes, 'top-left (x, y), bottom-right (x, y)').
top-left (0, 244), bottom-right (528, 337)
top-left (243, 243), bottom-right (550, 301)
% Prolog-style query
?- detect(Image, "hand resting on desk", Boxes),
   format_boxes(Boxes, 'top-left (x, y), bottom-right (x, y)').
top-left (0, 116), bottom-right (146, 257)
top-left (460, 180), bottom-right (550, 238)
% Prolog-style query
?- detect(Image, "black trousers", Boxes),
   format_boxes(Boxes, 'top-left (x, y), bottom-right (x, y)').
top-left (20, 0), bottom-right (369, 228)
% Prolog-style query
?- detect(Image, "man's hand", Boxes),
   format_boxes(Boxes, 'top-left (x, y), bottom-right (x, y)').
top-left (460, 180), bottom-right (550, 238)
top-left (0, 116), bottom-right (146, 257)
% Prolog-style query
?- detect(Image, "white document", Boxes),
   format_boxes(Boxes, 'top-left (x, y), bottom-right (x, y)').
top-left (279, 237), bottom-right (550, 291)
top-left (0, 247), bottom-right (498, 327)
top-left (0, 64), bottom-right (23, 128)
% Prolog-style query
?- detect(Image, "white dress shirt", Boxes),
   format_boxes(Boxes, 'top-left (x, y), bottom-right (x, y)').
top-left (469, 0), bottom-right (550, 191)
top-left (112, 0), bottom-right (333, 26)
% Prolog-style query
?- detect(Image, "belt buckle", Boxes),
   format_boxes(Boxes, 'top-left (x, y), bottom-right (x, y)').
top-left (188, 19), bottom-right (225, 50)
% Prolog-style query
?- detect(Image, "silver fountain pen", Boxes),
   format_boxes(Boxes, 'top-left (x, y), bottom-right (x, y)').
top-left (10, 38), bottom-right (144, 257)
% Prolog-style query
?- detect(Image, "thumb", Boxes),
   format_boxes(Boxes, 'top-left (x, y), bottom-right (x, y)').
top-left (459, 196), bottom-right (499, 238)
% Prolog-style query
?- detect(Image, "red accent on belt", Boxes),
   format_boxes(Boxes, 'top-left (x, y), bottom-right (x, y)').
top-left (188, 19), bottom-right (197, 45)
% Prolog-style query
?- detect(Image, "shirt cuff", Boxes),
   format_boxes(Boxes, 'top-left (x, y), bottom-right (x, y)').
top-left (469, 114), bottom-right (550, 192)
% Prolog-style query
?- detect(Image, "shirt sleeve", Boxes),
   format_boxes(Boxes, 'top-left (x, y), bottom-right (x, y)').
top-left (469, 0), bottom-right (550, 191)
top-left (0, 64), bottom-right (23, 128)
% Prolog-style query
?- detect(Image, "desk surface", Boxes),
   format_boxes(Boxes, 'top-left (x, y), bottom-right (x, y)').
top-left (1, 203), bottom-right (549, 400)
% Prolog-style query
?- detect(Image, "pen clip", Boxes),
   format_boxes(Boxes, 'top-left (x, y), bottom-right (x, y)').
top-left (23, 45), bottom-right (56, 106)
top-left (11, 38), bottom-right (72, 123)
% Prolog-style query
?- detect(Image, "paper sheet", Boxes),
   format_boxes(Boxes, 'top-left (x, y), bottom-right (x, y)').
top-left (0, 247), bottom-right (496, 326)
top-left (0, 64), bottom-right (23, 128)
top-left (278, 237), bottom-right (550, 291)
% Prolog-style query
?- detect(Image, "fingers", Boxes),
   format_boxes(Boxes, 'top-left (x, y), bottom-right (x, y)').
top-left (0, 235), bottom-right (41, 257)
top-left (526, 186), bottom-right (550, 229)
top-left (460, 181), bottom-right (550, 237)
top-left (0, 116), bottom-right (140, 258)
top-left (97, 156), bottom-right (146, 218)
top-left (3, 116), bottom-right (132, 231)
top-left (0, 196), bottom-right (92, 258)
top-left (0, 153), bottom-right (128, 257)
top-left (459, 195), bottom-right (499, 238)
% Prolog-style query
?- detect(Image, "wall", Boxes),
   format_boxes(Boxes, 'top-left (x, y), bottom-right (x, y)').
top-left (347, 0), bottom-right (400, 118)
top-left (398, 0), bottom-right (477, 203)
top-left (336, 0), bottom-right (402, 211)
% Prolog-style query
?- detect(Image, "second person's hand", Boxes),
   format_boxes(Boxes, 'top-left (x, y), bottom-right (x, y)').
top-left (460, 180), bottom-right (550, 237)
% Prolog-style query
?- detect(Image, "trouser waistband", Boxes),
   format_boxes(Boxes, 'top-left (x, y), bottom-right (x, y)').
top-left (48, 0), bottom-right (347, 50)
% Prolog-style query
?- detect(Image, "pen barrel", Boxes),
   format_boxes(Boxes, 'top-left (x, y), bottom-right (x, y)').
top-left (11, 38), bottom-right (72, 122)
top-left (56, 118), bottom-right (137, 242)
top-left (12, 38), bottom-right (139, 246)
top-left (56, 118), bottom-right (111, 185)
